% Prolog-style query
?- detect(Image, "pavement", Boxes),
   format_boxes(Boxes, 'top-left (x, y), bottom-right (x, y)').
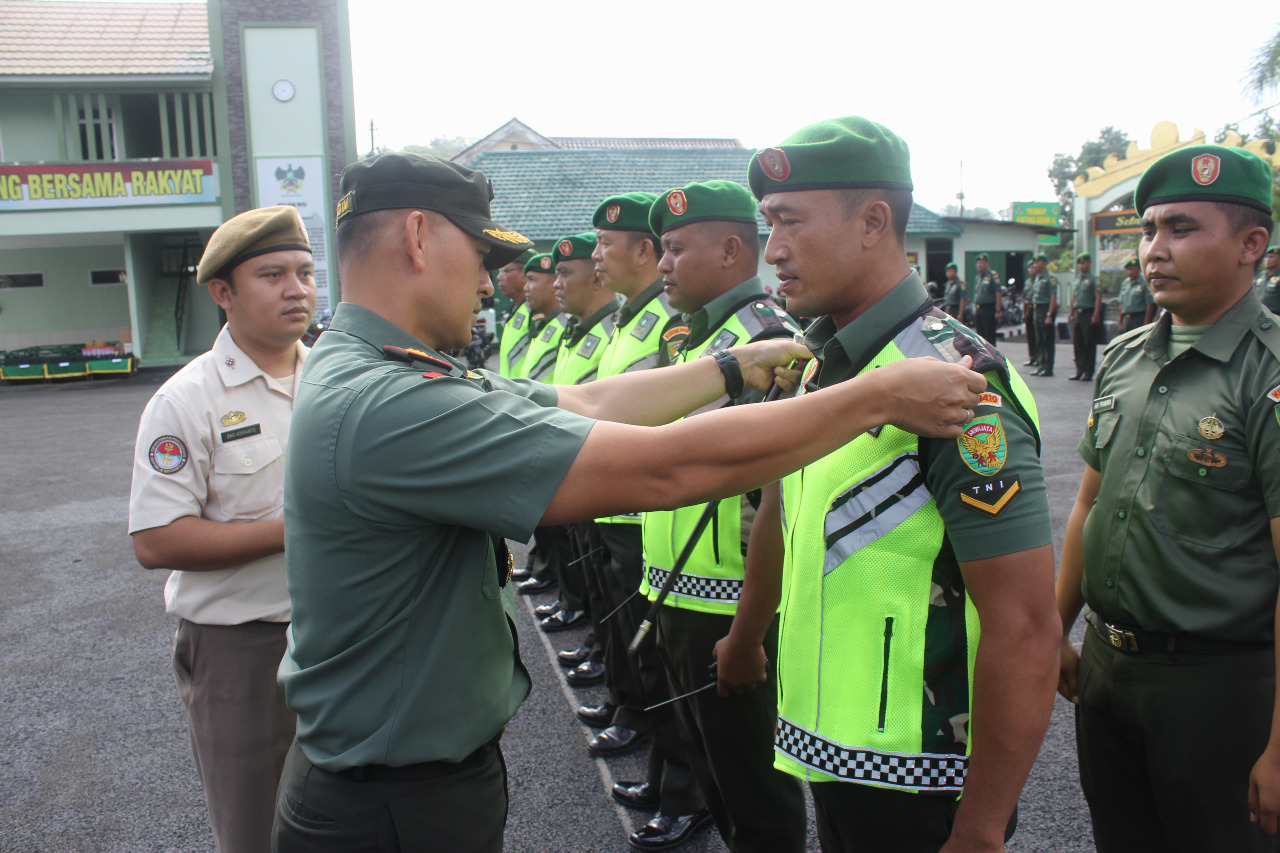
top-left (0, 340), bottom-right (1096, 852)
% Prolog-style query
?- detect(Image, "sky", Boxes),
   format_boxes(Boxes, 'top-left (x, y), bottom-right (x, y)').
top-left (346, 0), bottom-right (1279, 216)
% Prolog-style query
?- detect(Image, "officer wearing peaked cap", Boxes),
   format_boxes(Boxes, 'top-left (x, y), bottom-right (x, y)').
top-left (272, 149), bottom-right (986, 853)
top-left (129, 205), bottom-right (315, 853)
top-left (1058, 144), bottom-right (1280, 852)
top-left (746, 116), bottom-right (1058, 852)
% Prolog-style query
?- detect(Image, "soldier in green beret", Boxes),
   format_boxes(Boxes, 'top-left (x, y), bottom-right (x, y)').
top-left (273, 149), bottom-right (986, 853)
top-left (972, 253), bottom-right (1003, 344)
top-left (1256, 246), bottom-right (1280, 313)
top-left (1057, 144), bottom-right (1280, 851)
top-left (634, 178), bottom-right (807, 852)
top-left (1068, 253), bottom-right (1102, 381)
top-left (495, 248), bottom-right (536, 378)
top-left (1026, 253), bottom-right (1059, 376)
top-left (744, 116), bottom-right (1058, 852)
top-left (582, 192), bottom-right (701, 822)
top-left (1117, 255), bottom-right (1154, 333)
top-left (942, 261), bottom-right (967, 320)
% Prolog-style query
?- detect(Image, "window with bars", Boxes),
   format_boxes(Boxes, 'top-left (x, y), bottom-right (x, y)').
top-left (55, 92), bottom-right (217, 162)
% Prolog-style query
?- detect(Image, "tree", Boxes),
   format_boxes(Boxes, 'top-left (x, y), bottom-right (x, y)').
top-left (1046, 126), bottom-right (1132, 257)
top-left (403, 136), bottom-right (474, 161)
top-left (1246, 25), bottom-right (1280, 103)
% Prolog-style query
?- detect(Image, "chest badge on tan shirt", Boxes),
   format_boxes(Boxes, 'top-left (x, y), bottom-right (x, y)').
top-left (1197, 415), bottom-right (1224, 440)
top-left (220, 410), bottom-right (247, 427)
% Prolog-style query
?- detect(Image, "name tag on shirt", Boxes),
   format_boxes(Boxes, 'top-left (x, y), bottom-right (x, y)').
top-left (221, 424), bottom-right (262, 443)
top-left (1092, 396), bottom-right (1115, 413)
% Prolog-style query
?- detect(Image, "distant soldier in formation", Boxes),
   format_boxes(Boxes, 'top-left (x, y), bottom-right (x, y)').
top-left (942, 261), bottom-right (966, 320)
top-left (1027, 253), bottom-right (1059, 377)
top-left (1117, 255), bottom-right (1154, 333)
top-left (972, 252), bottom-right (1003, 343)
top-left (495, 248), bottom-right (535, 378)
top-left (1257, 245), bottom-right (1280, 314)
top-left (1068, 252), bottom-right (1101, 381)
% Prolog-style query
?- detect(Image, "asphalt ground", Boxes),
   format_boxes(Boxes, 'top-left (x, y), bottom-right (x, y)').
top-left (0, 337), bottom-right (1096, 853)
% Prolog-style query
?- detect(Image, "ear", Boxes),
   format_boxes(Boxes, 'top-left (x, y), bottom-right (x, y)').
top-left (1240, 224), bottom-right (1271, 268)
top-left (404, 210), bottom-right (430, 273)
top-left (207, 277), bottom-right (233, 312)
top-left (861, 199), bottom-right (892, 249)
top-left (632, 236), bottom-right (652, 265)
top-left (722, 233), bottom-right (742, 268)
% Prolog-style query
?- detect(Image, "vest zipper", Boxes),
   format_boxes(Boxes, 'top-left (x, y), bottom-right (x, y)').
top-left (710, 507), bottom-right (721, 564)
top-left (877, 617), bottom-right (894, 733)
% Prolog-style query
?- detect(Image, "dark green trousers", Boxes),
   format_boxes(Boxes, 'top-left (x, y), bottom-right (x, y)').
top-left (1076, 627), bottom-right (1280, 853)
top-left (1031, 304), bottom-right (1055, 372)
top-left (655, 607), bottom-right (806, 853)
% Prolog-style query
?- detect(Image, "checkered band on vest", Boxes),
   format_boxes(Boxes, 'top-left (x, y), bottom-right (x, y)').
top-left (646, 565), bottom-right (743, 602)
top-left (775, 718), bottom-right (967, 792)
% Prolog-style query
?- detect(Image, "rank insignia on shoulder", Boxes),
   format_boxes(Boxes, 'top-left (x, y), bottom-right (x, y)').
top-left (632, 311), bottom-right (659, 341)
top-left (1092, 395), bottom-right (1115, 413)
top-left (978, 391), bottom-right (1002, 409)
top-left (958, 415), bottom-right (1006, 476)
top-left (383, 345), bottom-right (451, 371)
top-left (578, 334), bottom-right (601, 358)
top-left (422, 371), bottom-right (447, 379)
top-left (1267, 383), bottom-right (1280, 404)
top-left (707, 328), bottom-right (740, 353)
top-left (958, 475), bottom-right (1022, 518)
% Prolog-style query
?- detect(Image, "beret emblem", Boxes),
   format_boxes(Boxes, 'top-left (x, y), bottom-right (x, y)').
top-left (667, 190), bottom-right (688, 216)
top-left (606, 204), bottom-right (620, 223)
top-left (759, 148), bottom-right (792, 181)
top-left (558, 239), bottom-right (573, 256)
top-left (1192, 153), bottom-right (1221, 186)
top-left (540, 256), bottom-right (553, 270)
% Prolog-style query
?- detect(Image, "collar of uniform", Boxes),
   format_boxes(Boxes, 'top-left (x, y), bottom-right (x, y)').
top-left (617, 278), bottom-right (665, 327)
top-left (807, 271), bottom-right (930, 385)
top-left (686, 276), bottom-right (764, 348)
top-left (566, 295), bottom-right (623, 346)
top-left (327, 301), bottom-right (449, 362)
top-left (531, 307), bottom-right (562, 333)
top-left (1142, 288), bottom-right (1266, 364)
top-left (212, 324), bottom-right (307, 388)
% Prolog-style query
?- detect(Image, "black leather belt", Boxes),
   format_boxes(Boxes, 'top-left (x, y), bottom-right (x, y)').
top-left (335, 735), bottom-right (500, 782)
top-left (1087, 613), bottom-right (1270, 656)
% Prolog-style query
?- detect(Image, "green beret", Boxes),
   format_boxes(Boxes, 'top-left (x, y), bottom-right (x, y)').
top-left (593, 192), bottom-right (658, 233)
top-left (524, 252), bottom-right (555, 274)
top-left (1267, 246), bottom-right (1280, 256)
top-left (510, 247), bottom-right (537, 267)
top-left (650, 180), bottom-right (757, 236)
top-left (1077, 253), bottom-right (1092, 263)
top-left (553, 232), bottom-right (597, 263)
top-left (747, 116), bottom-right (912, 200)
top-left (1124, 256), bottom-right (1140, 268)
top-left (197, 205), bottom-right (310, 285)
top-left (1134, 144), bottom-right (1272, 215)
top-left (1034, 253), bottom-right (1049, 263)
top-left (336, 151), bottom-right (532, 270)
top-left (976, 253), bottom-right (990, 261)
top-left (945, 262), bottom-right (957, 271)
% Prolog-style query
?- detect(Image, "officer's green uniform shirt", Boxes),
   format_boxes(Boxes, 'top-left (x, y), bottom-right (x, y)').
top-left (1256, 267), bottom-right (1280, 313)
top-left (551, 295), bottom-right (622, 386)
top-left (1077, 290), bottom-right (1280, 643)
top-left (279, 302), bottom-right (594, 771)
top-left (499, 301), bottom-right (532, 378)
top-left (521, 310), bottom-right (567, 382)
top-left (1074, 274), bottom-right (1099, 310)
top-left (1119, 275), bottom-right (1154, 315)
top-left (944, 279), bottom-right (965, 308)
top-left (973, 269), bottom-right (1001, 305)
top-left (1028, 271), bottom-right (1057, 305)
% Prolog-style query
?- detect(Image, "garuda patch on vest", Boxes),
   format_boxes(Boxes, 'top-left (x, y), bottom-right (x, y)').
top-left (577, 334), bottom-right (601, 359)
top-left (632, 311), bottom-right (659, 341)
top-left (706, 328), bottom-right (739, 353)
top-left (958, 474), bottom-right (1021, 517)
top-left (958, 414), bottom-right (1006, 476)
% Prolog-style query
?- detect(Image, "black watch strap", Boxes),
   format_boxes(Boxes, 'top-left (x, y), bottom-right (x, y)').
top-left (714, 349), bottom-right (744, 400)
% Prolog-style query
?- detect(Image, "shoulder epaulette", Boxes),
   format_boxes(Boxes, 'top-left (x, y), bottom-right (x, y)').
top-left (382, 345), bottom-right (452, 371)
top-left (739, 297), bottom-right (799, 341)
top-left (918, 307), bottom-right (1005, 377)
top-left (1253, 312), bottom-right (1280, 363)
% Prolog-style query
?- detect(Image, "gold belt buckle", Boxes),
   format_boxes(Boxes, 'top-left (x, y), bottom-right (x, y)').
top-left (1104, 623), bottom-right (1139, 652)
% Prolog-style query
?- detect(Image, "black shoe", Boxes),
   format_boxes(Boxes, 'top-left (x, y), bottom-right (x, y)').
top-left (628, 809), bottom-right (713, 850)
top-left (1038, 370), bottom-right (1054, 378)
top-left (589, 725), bottom-right (650, 757)
top-left (558, 644), bottom-right (593, 668)
top-left (576, 703), bottom-right (616, 728)
top-left (1081, 373), bottom-right (1093, 382)
top-left (540, 609), bottom-right (586, 632)
top-left (517, 576), bottom-right (556, 595)
top-left (1029, 368), bottom-right (1043, 376)
top-left (1023, 360), bottom-right (1036, 366)
top-left (612, 780), bottom-right (660, 810)
top-left (1067, 374), bottom-right (1083, 381)
top-left (534, 599), bottom-right (563, 619)
top-left (566, 659), bottom-right (607, 686)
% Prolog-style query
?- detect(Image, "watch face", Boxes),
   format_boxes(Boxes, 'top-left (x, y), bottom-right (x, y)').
top-left (272, 79), bottom-right (295, 102)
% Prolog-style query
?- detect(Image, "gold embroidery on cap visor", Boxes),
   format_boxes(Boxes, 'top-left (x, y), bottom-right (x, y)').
top-left (483, 228), bottom-right (530, 244)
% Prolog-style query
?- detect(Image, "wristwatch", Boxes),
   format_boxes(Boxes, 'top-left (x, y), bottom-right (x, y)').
top-left (713, 349), bottom-right (744, 400)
